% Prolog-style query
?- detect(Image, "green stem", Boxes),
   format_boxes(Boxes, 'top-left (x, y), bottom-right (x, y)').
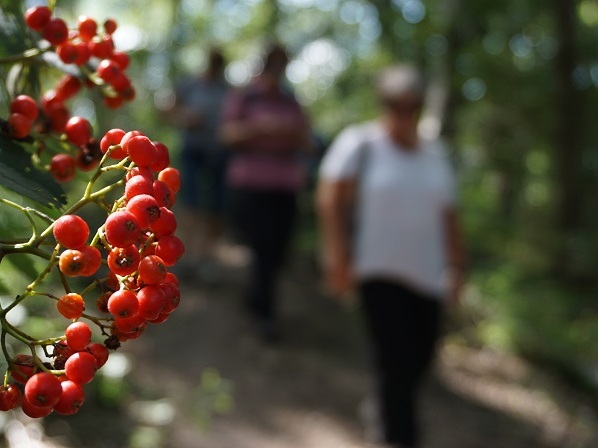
top-left (1, 319), bottom-right (34, 346)
top-left (1, 243), bottom-right (61, 316)
top-left (31, 336), bottom-right (65, 347)
top-left (0, 47), bottom-right (47, 65)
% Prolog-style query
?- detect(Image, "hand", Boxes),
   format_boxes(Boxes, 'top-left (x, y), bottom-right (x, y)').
top-left (445, 267), bottom-right (465, 309)
top-left (323, 259), bottom-right (354, 299)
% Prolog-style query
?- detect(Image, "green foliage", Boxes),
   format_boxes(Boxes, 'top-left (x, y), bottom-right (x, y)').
top-left (0, 136), bottom-right (67, 208)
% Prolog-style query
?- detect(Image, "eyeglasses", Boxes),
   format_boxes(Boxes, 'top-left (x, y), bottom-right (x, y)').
top-left (382, 99), bottom-right (423, 116)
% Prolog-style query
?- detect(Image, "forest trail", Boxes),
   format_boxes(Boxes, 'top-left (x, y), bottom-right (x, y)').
top-left (31, 245), bottom-right (598, 448)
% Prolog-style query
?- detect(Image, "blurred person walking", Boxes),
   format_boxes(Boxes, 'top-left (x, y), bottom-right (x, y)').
top-left (170, 47), bottom-right (230, 280)
top-left (219, 43), bottom-right (312, 342)
top-left (316, 64), bottom-right (466, 448)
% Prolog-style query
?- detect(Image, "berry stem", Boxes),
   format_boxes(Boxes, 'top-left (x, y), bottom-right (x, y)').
top-left (0, 47), bottom-right (48, 65)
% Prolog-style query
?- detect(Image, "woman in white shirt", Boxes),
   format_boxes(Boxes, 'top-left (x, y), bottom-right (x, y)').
top-left (316, 64), bottom-right (466, 448)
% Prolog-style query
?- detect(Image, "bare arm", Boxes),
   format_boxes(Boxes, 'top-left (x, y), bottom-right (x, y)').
top-left (315, 178), bottom-right (356, 297)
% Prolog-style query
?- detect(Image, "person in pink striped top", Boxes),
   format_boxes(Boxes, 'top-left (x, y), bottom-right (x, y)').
top-left (219, 43), bottom-right (312, 342)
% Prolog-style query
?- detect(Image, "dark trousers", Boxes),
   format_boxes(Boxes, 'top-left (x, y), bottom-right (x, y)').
top-left (359, 279), bottom-right (443, 448)
top-left (233, 189), bottom-right (297, 321)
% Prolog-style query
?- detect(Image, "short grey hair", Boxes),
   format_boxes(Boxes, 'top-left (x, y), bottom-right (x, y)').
top-left (374, 64), bottom-right (426, 100)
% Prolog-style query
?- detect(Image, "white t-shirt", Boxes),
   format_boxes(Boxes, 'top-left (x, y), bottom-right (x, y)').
top-left (319, 120), bottom-right (457, 299)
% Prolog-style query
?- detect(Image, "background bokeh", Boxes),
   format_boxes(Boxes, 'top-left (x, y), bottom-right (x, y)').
top-left (2, 0), bottom-right (598, 447)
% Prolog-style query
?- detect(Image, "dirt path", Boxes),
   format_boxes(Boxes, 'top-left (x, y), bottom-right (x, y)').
top-left (29, 248), bottom-right (598, 448)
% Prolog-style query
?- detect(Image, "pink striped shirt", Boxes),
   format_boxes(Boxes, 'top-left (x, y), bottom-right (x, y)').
top-left (222, 84), bottom-right (309, 191)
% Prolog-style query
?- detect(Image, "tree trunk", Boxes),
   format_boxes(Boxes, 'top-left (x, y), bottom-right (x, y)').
top-left (553, 0), bottom-right (583, 275)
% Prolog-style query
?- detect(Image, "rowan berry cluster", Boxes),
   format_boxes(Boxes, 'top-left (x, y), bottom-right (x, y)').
top-left (3, 6), bottom-right (137, 184)
top-left (0, 4), bottom-right (185, 418)
top-left (0, 125), bottom-right (184, 417)
top-left (25, 5), bottom-right (134, 110)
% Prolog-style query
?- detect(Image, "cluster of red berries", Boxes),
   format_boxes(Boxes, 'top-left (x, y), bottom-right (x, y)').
top-left (25, 6), bottom-right (134, 110)
top-left (3, 6), bottom-right (138, 183)
top-left (0, 129), bottom-right (184, 418)
top-left (4, 6), bottom-right (139, 183)
top-left (0, 4), bottom-right (186, 419)
top-left (2, 333), bottom-right (109, 417)
top-left (6, 93), bottom-right (97, 182)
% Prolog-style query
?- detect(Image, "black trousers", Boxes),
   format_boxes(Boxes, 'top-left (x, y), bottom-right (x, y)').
top-left (359, 279), bottom-right (443, 448)
top-left (233, 188), bottom-right (297, 321)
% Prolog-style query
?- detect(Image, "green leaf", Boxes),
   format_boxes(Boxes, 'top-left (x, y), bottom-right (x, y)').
top-left (5, 253), bottom-right (40, 282)
top-left (0, 135), bottom-right (67, 209)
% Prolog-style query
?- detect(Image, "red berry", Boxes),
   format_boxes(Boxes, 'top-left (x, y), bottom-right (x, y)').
top-left (104, 272), bottom-right (120, 291)
top-left (73, 41), bottom-right (91, 65)
top-left (50, 153), bottom-right (76, 183)
top-left (104, 18), bottom-right (118, 34)
top-left (150, 207), bottom-right (177, 236)
top-left (8, 112), bottom-right (31, 138)
top-left (149, 142), bottom-right (170, 172)
top-left (103, 95), bottom-right (124, 109)
top-left (152, 180), bottom-right (174, 209)
top-left (126, 166), bottom-right (154, 182)
top-left (148, 312), bottom-right (170, 324)
top-left (56, 75), bottom-right (83, 100)
top-left (97, 59), bottom-right (121, 83)
top-left (105, 210), bottom-right (142, 247)
top-left (0, 384), bottom-right (22, 411)
top-left (114, 313), bottom-right (146, 334)
top-left (111, 51), bottom-right (130, 70)
top-left (137, 285), bottom-right (166, 320)
top-left (157, 167), bottom-right (181, 194)
top-left (79, 244), bottom-right (102, 277)
top-left (85, 342), bottom-right (109, 368)
top-left (57, 293), bottom-right (85, 319)
top-left (65, 352), bottom-right (97, 385)
top-left (65, 321), bottom-right (92, 351)
top-left (89, 35), bottom-right (114, 59)
top-left (96, 291), bottom-right (112, 313)
top-left (107, 244), bottom-right (140, 276)
top-left (126, 194), bottom-right (161, 229)
top-left (120, 129), bottom-right (143, 146)
top-left (123, 135), bottom-right (158, 167)
top-left (54, 380), bottom-right (85, 415)
top-left (10, 354), bottom-right (35, 384)
top-left (41, 89), bottom-right (63, 112)
top-left (125, 175), bottom-right (154, 201)
top-left (59, 248), bottom-right (87, 277)
top-left (110, 72), bottom-right (132, 93)
top-left (52, 341), bottom-right (76, 370)
top-left (25, 6), bottom-right (51, 31)
top-left (42, 18), bottom-right (69, 46)
top-left (107, 289), bottom-right (139, 318)
top-left (164, 272), bottom-right (179, 286)
top-left (24, 372), bottom-right (62, 408)
top-left (46, 102), bottom-right (70, 133)
top-left (10, 95), bottom-right (38, 121)
top-left (100, 128), bottom-right (127, 159)
top-left (21, 394), bottom-right (54, 418)
top-left (53, 214), bottom-right (90, 248)
top-left (138, 255), bottom-right (167, 285)
top-left (155, 235), bottom-right (185, 266)
top-left (160, 281), bottom-right (180, 314)
top-left (77, 16), bottom-right (97, 42)
top-left (65, 116), bottom-right (93, 146)
top-left (56, 41), bottom-right (79, 64)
